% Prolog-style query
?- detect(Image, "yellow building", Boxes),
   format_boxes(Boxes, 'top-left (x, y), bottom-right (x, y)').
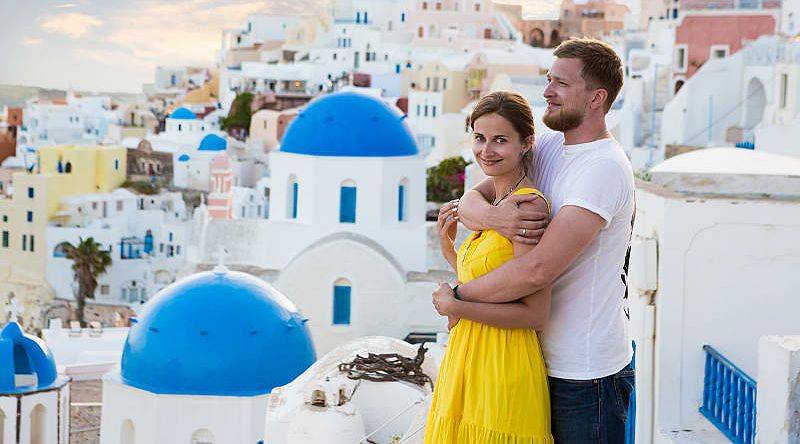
top-left (406, 59), bottom-right (471, 113)
top-left (0, 145), bottom-right (126, 329)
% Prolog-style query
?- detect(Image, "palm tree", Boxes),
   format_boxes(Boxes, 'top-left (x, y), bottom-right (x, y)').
top-left (63, 237), bottom-right (112, 326)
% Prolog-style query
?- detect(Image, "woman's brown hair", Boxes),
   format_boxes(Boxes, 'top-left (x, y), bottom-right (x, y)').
top-left (467, 90), bottom-right (536, 178)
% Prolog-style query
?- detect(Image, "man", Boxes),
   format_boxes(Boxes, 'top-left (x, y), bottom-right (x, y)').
top-left (432, 38), bottom-right (635, 443)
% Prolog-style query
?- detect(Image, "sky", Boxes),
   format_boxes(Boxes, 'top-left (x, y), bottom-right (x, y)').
top-left (0, 0), bottom-right (639, 94)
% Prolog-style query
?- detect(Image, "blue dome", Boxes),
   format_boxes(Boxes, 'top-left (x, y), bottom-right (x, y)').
top-left (169, 107), bottom-right (197, 120)
top-left (0, 322), bottom-right (59, 394)
top-left (178, 154), bottom-right (190, 162)
top-left (281, 92), bottom-right (418, 157)
top-left (198, 134), bottom-right (227, 151)
top-left (121, 271), bottom-right (316, 396)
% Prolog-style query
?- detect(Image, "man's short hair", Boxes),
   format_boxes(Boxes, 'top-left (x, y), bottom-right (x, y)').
top-left (554, 38), bottom-right (624, 113)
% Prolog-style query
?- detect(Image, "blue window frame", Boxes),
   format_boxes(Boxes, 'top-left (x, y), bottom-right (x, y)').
top-left (356, 11), bottom-right (361, 23)
top-left (115, 159), bottom-right (119, 171)
top-left (364, 11), bottom-right (368, 23)
top-left (26, 211), bottom-right (32, 223)
top-left (398, 184), bottom-right (407, 221)
top-left (401, 12), bottom-right (406, 22)
top-left (339, 186), bottom-right (356, 223)
top-left (333, 285), bottom-right (351, 325)
top-left (292, 182), bottom-right (299, 219)
top-left (27, 187), bottom-right (34, 198)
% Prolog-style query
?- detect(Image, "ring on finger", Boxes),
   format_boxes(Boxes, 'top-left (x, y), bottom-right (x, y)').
top-left (522, 228), bottom-right (527, 237)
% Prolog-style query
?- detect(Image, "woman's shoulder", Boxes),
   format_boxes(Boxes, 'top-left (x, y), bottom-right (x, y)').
top-left (513, 187), bottom-right (551, 215)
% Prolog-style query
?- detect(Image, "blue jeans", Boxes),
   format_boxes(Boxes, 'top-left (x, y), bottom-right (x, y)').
top-left (548, 364), bottom-right (635, 444)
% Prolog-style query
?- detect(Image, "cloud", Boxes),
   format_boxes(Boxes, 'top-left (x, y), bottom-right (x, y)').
top-left (20, 36), bottom-right (44, 47)
top-left (39, 12), bottom-right (103, 39)
top-left (55, 3), bottom-right (79, 8)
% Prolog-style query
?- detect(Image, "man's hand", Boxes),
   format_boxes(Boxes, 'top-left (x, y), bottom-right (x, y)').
top-left (432, 283), bottom-right (458, 317)
top-left (490, 194), bottom-right (549, 244)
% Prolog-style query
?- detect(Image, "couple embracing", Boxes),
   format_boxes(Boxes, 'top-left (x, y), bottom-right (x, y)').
top-left (424, 38), bottom-right (636, 444)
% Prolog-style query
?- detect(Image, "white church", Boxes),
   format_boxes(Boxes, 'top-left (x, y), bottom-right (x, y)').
top-left (188, 91), bottom-right (448, 354)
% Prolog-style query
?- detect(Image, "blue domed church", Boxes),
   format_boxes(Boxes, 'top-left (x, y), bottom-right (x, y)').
top-left (191, 91), bottom-right (444, 355)
top-left (0, 322), bottom-right (70, 444)
top-left (99, 267), bottom-right (315, 444)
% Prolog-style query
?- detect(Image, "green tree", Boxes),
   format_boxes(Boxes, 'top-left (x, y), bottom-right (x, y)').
top-left (63, 237), bottom-right (112, 326)
top-left (221, 92), bottom-right (254, 138)
top-left (426, 156), bottom-right (471, 202)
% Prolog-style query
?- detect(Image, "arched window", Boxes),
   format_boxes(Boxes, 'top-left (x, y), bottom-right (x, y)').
top-left (54, 241), bottom-right (70, 258)
top-left (339, 179), bottom-right (357, 223)
top-left (286, 175), bottom-right (298, 219)
top-left (30, 404), bottom-right (46, 444)
top-left (398, 179), bottom-right (409, 222)
top-left (191, 428), bottom-right (214, 444)
top-left (121, 419), bottom-right (135, 444)
top-left (64, 162), bottom-right (72, 174)
top-left (333, 278), bottom-right (352, 325)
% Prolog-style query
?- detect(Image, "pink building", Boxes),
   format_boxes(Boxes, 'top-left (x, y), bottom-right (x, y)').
top-left (673, 6), bottom-right (778, 91)
top-left (680, 0), bottom-right (780, 9)
top-left (207, 153), bottom-right (233, 220)
top-left (409, 0), bottom-right (504, 41)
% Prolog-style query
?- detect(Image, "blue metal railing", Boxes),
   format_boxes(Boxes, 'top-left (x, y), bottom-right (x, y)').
top-left (625, 341), bottom-right (637, 444)
top-left (699, 345), bottom-right (757, 444)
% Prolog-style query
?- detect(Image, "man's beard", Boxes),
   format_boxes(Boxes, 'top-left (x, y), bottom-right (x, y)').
top-left (543, 106), bottom-right (584, 132)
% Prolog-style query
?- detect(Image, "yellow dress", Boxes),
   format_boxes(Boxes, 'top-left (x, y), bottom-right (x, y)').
top-left (424, 188), bottom-right (553, 444)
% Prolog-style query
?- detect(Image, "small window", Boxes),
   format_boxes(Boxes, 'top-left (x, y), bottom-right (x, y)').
top-left (432, 106), bottom-right (437, 118)
top-left (287, 175), bottom-right (299, 219)
top-left (675, 45), bottom-right (688, 73)
top-left (114, 159), bottom-right (119, 171)
top-left (339, 180), bottom-right (357, 223)
top-left (333, 280), bottom-right (352, 325)
top-left (29, 235), bottom-right (34, 252)
top-left (422, 1), bottom-right (428, 10)
top-left (779, 73), bottom-right (788, 109)
top-left (401, 12), bottom-right (406, 22)
top-left (416, 104), bottom-right (421, 116)
top-left (27, 187), bottom-right (34, 198)
top-left (443, 78), bottom-right (447, 90)
top-left (101, 285), bottom-right (110, 295)
top-left (2, 215), bottom-right (6, 222)
top-left (178, 124), bottom-right (182, 132)
top-left (475, 2), bottom-right (481, 11)
top-left (22, 234), bottom-right (27, 251)
top-left (424, 105), bottom-right (429, 117)
top-left (2, 231), bottom-right (8, 248)
top-left (117, 201), bottom-right (123, 211)
top-left (54, 242), bottom-right (69, 257)
top-left (398, 180), bottom-right (409, 222)
top-left (26, 211), bottom-right (33, 223)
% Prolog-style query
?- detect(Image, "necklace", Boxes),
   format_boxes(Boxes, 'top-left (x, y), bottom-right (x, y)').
top-left (460, 173), bottom-right (527, 270)
top-left (491, 174), bottom-right (527, 206)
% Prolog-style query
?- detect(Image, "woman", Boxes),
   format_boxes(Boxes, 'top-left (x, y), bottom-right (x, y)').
top-left (424, 91), bottom-right (553, 444)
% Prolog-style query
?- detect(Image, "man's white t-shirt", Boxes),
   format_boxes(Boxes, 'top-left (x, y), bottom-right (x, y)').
top-left (531, 131), bottom-right (634, 380)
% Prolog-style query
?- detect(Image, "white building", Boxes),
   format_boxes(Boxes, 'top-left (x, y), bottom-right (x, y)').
top-left (99, 269), bottom-right (316, 444)
top-left (627, 148), bottom-right (800, 442)
top-left (266, 336), bottom-right (440, 444)
top-left (0, 321), bottom-right (70, 444)
top-left (45, 189), bottom-right (191, 306)
top-left (187, 92), bottom-right (446, 354)
top-left (16, 93), bottom-right (117, 156)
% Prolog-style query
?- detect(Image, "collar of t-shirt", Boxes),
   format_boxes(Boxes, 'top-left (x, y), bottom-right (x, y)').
top-left (561, 137), bottom-right (616, 157)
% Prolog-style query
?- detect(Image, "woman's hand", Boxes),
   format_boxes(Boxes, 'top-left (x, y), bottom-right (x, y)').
top-left (437, 200), bottom-right (459, 270)
top-left (432, 283), bottom-right (459, 317)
